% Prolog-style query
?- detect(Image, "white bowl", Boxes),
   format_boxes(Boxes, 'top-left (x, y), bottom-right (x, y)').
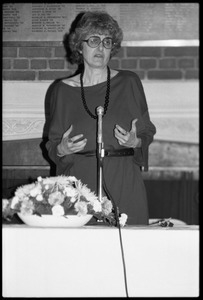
top-left (17, 213), bottom-right (93, 227)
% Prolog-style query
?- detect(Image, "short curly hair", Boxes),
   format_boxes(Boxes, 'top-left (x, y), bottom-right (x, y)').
top-left (64, 11), bottom-right (123, 65)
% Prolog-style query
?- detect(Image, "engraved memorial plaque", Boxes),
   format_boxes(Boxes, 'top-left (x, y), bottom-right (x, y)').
top-left (3, 3), bottom-right (199, 43)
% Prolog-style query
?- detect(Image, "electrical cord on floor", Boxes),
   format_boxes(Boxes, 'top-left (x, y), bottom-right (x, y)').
top-left (102, 159), bottom-right (129, 298)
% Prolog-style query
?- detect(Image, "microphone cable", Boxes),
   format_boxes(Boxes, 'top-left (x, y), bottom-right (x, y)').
top-left (102, 158), bottom-right (129, 298)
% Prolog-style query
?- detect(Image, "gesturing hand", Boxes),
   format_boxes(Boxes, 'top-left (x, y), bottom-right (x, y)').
top-left (114, 119), bottom-right (141, 148)
top-left (57, 125), bottom-right (87, 156)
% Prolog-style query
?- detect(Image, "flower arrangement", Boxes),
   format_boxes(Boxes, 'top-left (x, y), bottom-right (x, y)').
top-left (2, 175), bottom-right (127, 227)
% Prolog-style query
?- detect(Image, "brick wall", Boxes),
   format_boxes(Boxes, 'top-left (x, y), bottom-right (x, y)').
top-left (3, 41), bottom-right (199, 224)
top-left (3, 42), bottom-right (199, 81)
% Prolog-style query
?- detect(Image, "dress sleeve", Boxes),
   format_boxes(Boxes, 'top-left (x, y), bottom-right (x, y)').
top-left (45, 82), bottom-right (74, 175)
top-left (132, 74), bottom-right (156, 171)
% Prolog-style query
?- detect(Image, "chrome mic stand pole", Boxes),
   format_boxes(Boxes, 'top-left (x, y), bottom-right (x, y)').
top-left (96, 106), bottom-right (105, 202)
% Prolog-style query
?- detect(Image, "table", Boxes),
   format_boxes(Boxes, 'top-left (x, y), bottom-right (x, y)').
top-left (2, 224), bottom-right (199, 297)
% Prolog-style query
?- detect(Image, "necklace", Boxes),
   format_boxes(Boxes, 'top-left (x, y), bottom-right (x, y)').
top-left (80, 66), bottom-right (111, 119)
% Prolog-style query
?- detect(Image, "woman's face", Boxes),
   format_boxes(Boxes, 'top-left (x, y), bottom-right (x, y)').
top-left (81, 34), bottom-right (112, 69)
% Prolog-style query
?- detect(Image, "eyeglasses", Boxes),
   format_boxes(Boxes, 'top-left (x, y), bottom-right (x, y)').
top-left (82, 36), bottom-right (114, 49)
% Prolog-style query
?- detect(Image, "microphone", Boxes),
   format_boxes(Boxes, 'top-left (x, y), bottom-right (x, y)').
top-left (96, 106), bottom-right (104, 202)
top-left (96, 106), bottom-right (104, 145)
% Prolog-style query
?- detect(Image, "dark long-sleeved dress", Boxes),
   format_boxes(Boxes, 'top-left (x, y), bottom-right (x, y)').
top-left (46, 70), bottom-right (156, 225)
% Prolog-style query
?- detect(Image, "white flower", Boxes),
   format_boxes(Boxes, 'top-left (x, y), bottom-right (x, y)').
top-left (101, 197), bottom-right (113, 215)
top-left (45, 184), bottom-right (49, 190)
top-left (11, 196), bottom-right (20, 209)
top-left (37, 176), bottom-right (42, 182)
top-left (74, 201), bottom-right (88, 216)
top-left (70, 197), bottom-right (77, 203)
top-left (29, 184), bottom-right (42, 197)
top-left (68, 176), bottom-right (77, 182)
top-left (14, 187), bottom-right (25, 199)
top-left (3, 199), bottom-right (9, 210)
top-left (43, 177), bottom-right (56, 184)
top-left (20, 200), bottom-right (35, 215)
top-left (92, 200), bottom-right (102, 212)
top-left (64, 186), bottom-right (78, 198)
top-left (76, 180), bottom-right (98, 203)
top-left (119, 213), bottom-right (128, 227)
top-left (48, 191), bottom-right (65, 206)
top-left (48, 175), bottom-right (76, 187)
top-left (54, 176), bottom-right (70, 186)
top-left (36, 194), bottom-right (43, 201)
top-left (52, 204), bottom-right (65, 216)
top-left (15, 183), bottom-right (35, 199)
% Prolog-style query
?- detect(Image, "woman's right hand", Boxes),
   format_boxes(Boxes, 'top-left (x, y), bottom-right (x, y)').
top-left (57, 125), bottom-right (87, 156)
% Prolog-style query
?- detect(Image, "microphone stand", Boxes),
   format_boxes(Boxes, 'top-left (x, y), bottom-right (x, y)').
top-left (96, 106), bottom-right (105, 202)
top-left (96, 107), bottom-right (129, 297)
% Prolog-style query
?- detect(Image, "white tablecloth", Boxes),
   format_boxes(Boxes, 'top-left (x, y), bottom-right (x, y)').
top-left (2, 224), bottom-right (199, 297)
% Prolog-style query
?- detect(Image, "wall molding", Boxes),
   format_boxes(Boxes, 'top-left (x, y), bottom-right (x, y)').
top-left (3, 80), bottom-right (199, 143)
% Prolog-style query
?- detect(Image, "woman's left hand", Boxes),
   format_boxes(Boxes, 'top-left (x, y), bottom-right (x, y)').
top-left (114, 118), bottom-right (142, 148)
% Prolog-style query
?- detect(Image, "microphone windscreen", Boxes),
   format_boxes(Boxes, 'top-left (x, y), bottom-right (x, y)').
top-left (96, 106), bottom-right (104, 115)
